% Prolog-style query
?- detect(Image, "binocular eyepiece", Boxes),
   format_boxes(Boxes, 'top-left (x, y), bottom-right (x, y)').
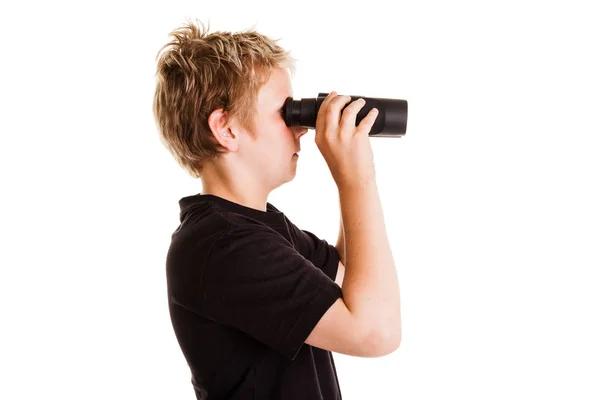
top-left (282, 92), bottom-right (408, 137)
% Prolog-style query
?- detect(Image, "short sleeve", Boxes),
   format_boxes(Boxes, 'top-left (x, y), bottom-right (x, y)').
top-left (201, 223), bottom-right (343, 361)
top-left (299, 229), bottom-right (341, 281)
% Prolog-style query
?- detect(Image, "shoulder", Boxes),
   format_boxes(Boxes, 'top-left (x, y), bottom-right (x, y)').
top-left (167, 203), bottom-right (290, 280)
top-left (178, 201), bottom-right (276, 239)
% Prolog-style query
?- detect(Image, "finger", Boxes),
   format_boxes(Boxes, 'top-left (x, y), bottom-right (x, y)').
top-left (321, 91), bottom-right (337, 108)
top-left (355, 107), bottom-right (379, 135)
top-left (328, 95), bottom-right (353, 121)
top-left (340, 98), bottom-right (367, 133)
top-left (316, 91), bottom-right (337, 120)
top-left (325, 95), bottom-right (352, 131)
top-left (316, 91), bottom-right (337, 133)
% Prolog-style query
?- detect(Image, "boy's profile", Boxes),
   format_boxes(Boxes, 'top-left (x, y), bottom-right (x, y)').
top-left (153, 18), bottom-right (401, 400)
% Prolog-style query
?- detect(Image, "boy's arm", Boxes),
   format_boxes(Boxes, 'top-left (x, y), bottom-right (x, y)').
top-left (335, 216), bottom-right (346, 266)
top-left (335, 202), bottom-right (346, 287)
top-left (335, 193), bottom-right (346, 265)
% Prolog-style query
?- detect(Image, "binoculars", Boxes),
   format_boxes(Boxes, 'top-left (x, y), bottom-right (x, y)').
top-left (282, 92), bottom-right (408, 137)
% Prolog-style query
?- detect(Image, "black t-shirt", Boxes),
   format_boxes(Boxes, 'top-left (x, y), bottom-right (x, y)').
top-left (166, 193), bottom-right (344, 399)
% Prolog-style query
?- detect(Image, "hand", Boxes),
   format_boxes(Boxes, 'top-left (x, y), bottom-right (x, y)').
top-left (314, 91), bottom-right (380, 191)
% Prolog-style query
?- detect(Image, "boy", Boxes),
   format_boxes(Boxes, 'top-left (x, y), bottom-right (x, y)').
top-left (153, 19), bottom-right (401, 400)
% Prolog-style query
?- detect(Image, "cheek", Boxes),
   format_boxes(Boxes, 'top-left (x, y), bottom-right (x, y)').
top-left (256, 114), bottom-right (294, 155)
top-left (269, 117), bottom-right (294, 142)
top-left (257, 114), bottom-right (287, 135)
top-left (271, 114), bottom-right (288, 131)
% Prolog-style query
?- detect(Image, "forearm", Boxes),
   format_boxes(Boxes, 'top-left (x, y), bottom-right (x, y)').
top-left (338, 179), bottom-right (401, 342)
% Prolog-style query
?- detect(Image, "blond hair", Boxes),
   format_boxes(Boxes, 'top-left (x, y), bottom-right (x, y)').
top-left (152, 18), bottom-right (296, 178)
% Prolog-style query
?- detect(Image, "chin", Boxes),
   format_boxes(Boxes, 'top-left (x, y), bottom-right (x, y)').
top-left (283, 167), bottom-right (297, 184)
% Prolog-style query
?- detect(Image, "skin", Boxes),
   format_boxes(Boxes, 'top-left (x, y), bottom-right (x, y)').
top-left (202, 67), bottom-right (308, 212)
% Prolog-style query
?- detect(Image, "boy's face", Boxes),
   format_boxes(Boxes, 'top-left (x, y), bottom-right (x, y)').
top-left (237, 67), bottom-right (308, 188)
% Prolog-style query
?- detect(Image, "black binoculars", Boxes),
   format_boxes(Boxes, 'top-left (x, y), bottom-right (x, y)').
top-left (282, 92), bottom-right (408, 137)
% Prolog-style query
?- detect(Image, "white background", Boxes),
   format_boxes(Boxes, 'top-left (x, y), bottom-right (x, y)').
top-left (1, 1), bottom-right (599, 399)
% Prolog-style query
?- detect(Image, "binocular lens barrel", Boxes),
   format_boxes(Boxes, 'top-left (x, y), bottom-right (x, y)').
top-left (283, 92), bottom-right (408, 137)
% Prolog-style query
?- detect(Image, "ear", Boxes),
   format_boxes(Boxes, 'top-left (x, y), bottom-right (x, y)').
top-left (207, 108), bottom-right (239, 152)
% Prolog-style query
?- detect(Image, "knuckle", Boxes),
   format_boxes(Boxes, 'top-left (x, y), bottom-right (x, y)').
top-left (326, 107), bottom-right (338, 117)
top-left (341, 111), bottom-right (355, 123)
top-left (342, 105), bottom-right (357, 117)
top-left (337, 95), bottom-right (350, 104)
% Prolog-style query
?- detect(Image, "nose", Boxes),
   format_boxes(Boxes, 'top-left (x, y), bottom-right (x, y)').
top-left (294, 126), bottom-right (308, 139)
